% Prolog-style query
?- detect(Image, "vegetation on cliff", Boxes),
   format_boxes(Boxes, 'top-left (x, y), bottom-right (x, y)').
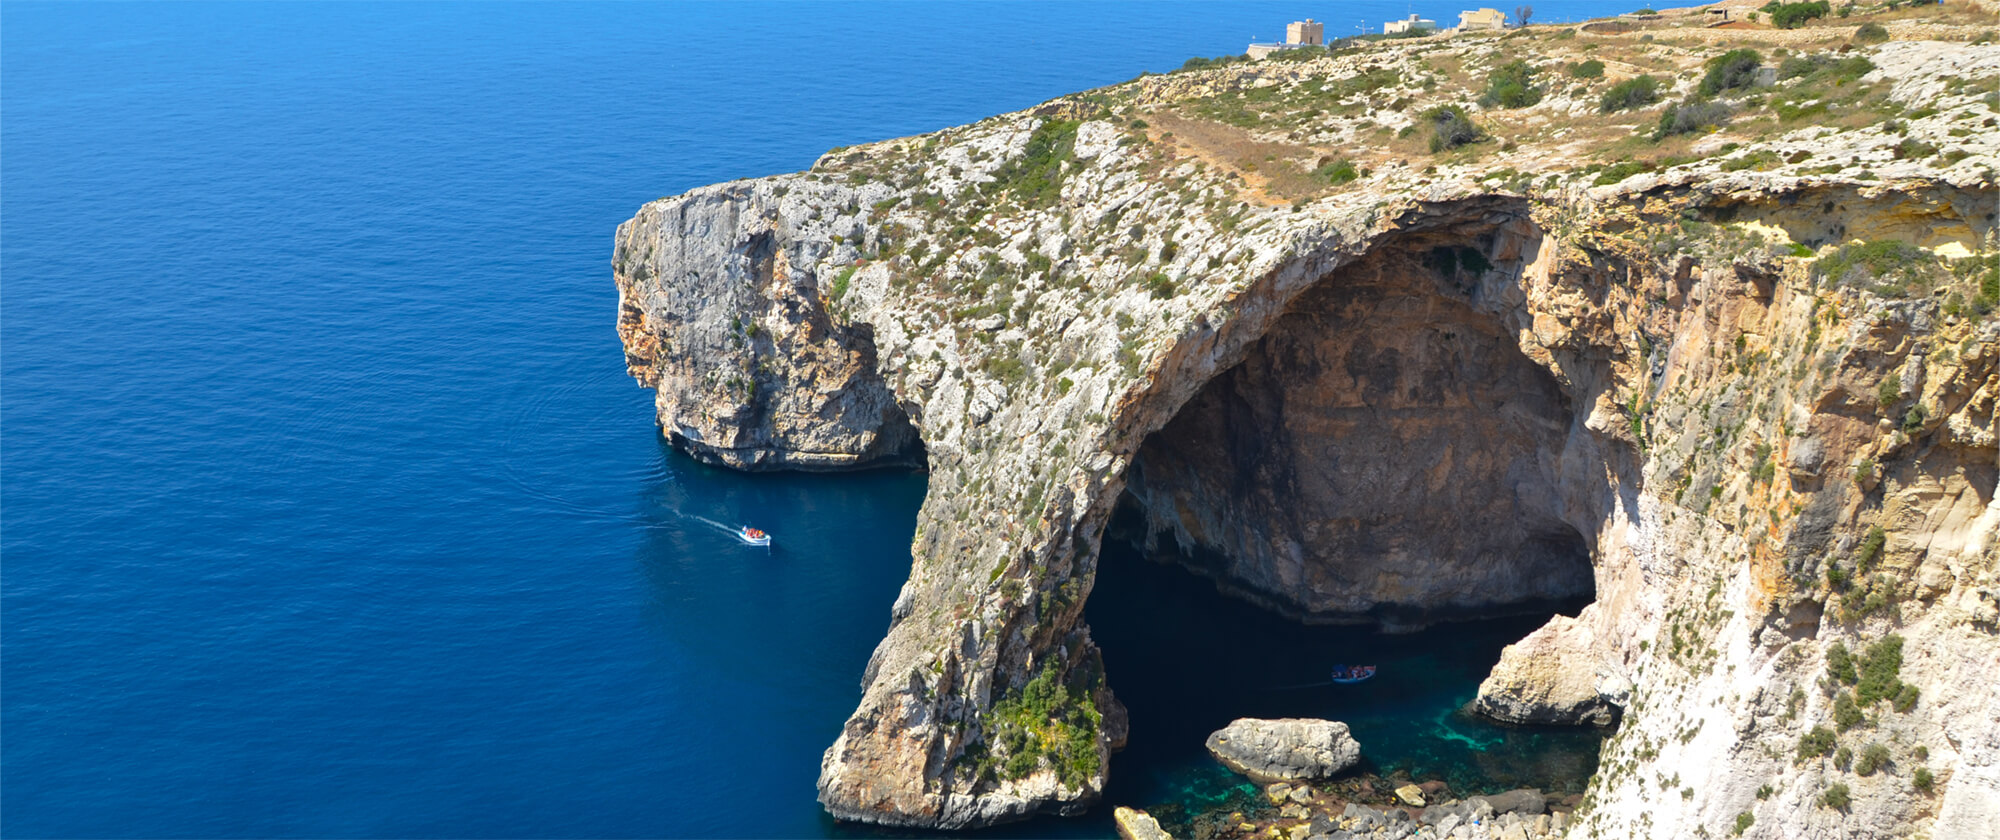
top-left (616, 1), bottom-right (1997, 833)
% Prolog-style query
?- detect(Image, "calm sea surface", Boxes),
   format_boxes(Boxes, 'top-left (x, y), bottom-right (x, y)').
top-left (4, 3), bottom-right (1609, 836)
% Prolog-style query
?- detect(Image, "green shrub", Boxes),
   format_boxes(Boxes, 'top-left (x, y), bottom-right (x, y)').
top-left (987, 119), bottom-right (1080, 208)
top-left (1856, 635), bottom-right (1904, 706)
top-left (1893, 682), bottom-right (1921, 713)
top-left (1179, 54), bottom-right (1249, 72)
top-left (1734, 812), bottom-right (1754, 835)
top-left (1797, 726), bottom-right (1837, 760)
top-left (1600, 74), bottom-right (1663, 112)
top-left (1571, 59), bottom-right (1606, 79)
top-left (1913, 766), bottom-right (1935, 793)
top-left (1854, 22), bottom-right (1890, 44)
top-left (1701, 49), bottom-right (1766, 96)
top-left (829, 266), bottom-right (856, 301)
top-left (1654, 100), bottom-right (1735, 139)
top-left (1902, 403), bottom-right (1927, 434)
top-left (1778, 53), bottom-right (1875, 82)
top-left (1821, 783), bottom-right (1851, 810)
top-left (1834, 691), bottom-right (1864, 731)
top-left (1764, 1), bottom-right (1831, 29)
top-left (1482, 60), bottom-right (1544, 108)
top-left (983, 663), bottom-right (1103, 788)
top-left (1852, 458), bottom-right (1876, 483)
top-left (1877, 376), bottom-right (1902, 408)
top-left (1814, 239), bottom-right (1940, 293)
top-left (1855, 526), bottom-right (1886, 573)
top-left (1317, 158), bottom-right (1360, 185)
top-left (1425, 105), bottom-right (1486, 152)
top-left (1593, 160), bottom-right (1657, 185)
top-left (1855, 742), bottom-right (1891, 776)
top-left (1834, 745), bottom-right (1854, 770)
top-left (1143, 272), bottom-right (1177, 300)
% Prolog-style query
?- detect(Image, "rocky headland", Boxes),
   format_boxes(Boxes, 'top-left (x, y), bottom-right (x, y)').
top-left (614, 6), bottom-right (1998, 838)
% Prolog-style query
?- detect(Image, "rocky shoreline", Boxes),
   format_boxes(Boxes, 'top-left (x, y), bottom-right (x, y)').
top-left (1114, 716), bottom-right (1586, 840)
top-left (1123, 774), bottom-right (1583, 840)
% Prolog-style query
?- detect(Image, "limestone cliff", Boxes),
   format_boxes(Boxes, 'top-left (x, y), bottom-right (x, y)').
top-left (615, 21), bottom-right (1998, 839)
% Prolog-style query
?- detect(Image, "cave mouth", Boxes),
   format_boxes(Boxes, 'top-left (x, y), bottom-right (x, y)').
top-left (1116, 229), bottom-right (1597, 629)
top-left (1081, 228), bottom-right (1605, 828)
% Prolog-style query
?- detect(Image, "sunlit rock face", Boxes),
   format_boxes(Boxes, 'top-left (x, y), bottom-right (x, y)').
top-left (1122, 240), bottom-right (1593, 629)
top-left (614, 36), bottom-right (2000, 837)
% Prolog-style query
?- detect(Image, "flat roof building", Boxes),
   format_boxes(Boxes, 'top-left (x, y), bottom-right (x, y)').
top-left (1457, 8), bottom-right (1508, 30)
top-left (1385, 14), bottom-right (1439, 34)
top-left (1286, 19), bottom-right (1325, 46)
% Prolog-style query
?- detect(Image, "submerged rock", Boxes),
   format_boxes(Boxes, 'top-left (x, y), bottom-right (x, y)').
top-left (1204, 718), bottom-right (1362, 782)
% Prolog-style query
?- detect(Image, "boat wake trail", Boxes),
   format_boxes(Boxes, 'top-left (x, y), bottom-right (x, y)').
top-left (686, 514), bottom-right (743, 539)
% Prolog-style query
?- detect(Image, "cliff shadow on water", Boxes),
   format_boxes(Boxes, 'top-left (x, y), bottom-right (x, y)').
top-left (1085, 538), bottom-right (1603, 834)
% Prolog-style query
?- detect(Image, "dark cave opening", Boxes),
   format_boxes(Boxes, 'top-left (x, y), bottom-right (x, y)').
top-left (1081, 230), bottom-right (1606, 831)
top-left (1115, 232), bottom-right (1597, 629)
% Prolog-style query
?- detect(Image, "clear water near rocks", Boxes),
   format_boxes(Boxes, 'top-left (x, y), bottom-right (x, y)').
top-left (1085, 542), bottom-right (1605, 836)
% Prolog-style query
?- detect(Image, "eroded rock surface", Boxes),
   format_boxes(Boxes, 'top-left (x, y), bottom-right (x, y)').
top-left (1204, 718), bottom-right (1362, 782)
top-left (1471, 615), bottom-right (1624, 727)
top-left (615, 31), bottom-right (2000, 840)
top-left (1122, 238), bottom-right (1595, 627)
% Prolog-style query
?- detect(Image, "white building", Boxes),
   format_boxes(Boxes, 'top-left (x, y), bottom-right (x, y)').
top-left (1385, 14), bottom-right (1438, 34)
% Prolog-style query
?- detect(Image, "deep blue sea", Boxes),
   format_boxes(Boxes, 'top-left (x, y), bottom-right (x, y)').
top-left (4, 3), bottom-right (1611, 837)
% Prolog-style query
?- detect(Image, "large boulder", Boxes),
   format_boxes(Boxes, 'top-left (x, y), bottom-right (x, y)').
top-left (1204, 718), bottom-right (1362, 782)
top-left (1471, 614), bottom-right (1623, 727)
top-left (1113, 806), bottom-right (1173, 840)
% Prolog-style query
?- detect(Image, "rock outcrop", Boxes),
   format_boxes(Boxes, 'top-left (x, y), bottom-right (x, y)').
top-left (1113, 806), bottom-right (1173, 840)
top-left (615, 23), bottom-right (1999, 840)
top-left (1471, 615), bottom-right (1624, 727)
top-left (1204, 718), bottom-right (1363, 782)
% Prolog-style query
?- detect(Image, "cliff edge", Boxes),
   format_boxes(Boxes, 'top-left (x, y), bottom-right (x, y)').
top-left (615, 18), bottom-right (1998, 839)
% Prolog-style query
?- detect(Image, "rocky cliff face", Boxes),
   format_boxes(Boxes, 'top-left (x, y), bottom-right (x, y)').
top-left (615, 27), bottom-right (1999, 840)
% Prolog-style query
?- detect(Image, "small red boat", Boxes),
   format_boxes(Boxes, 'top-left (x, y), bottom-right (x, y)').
top-left (1330, 665), bottom-right (1376, 684)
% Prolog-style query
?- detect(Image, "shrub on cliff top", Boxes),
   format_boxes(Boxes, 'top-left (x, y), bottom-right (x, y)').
top-left (1854, 22), bottom-right (1890, 44)
top-left (1653, 99), bottom-right (1734, 139)
top-left (987, 119), bottom-right (1079, 208)
top-left (1700, 49), bottom-right (1765, 96)
top-left (1764, 1), bottom-right (1831, 29)
top-left (1821, 782), bottom-right (1851, 810)
top-left (1424, 105), bottom-right (1485, 152)
top-left (1569, 58), bottom-right (1605, 79)
top-left (1481, 59), bottom-right (1545, 108)
top-left (1600, 74), bottom-right (1663, 112)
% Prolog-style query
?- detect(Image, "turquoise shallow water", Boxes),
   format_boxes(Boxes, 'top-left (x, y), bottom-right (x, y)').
top-left (5, 2), bottom-right (1611, 836)
top-left (1085, 543), bottom-right (1603, 835)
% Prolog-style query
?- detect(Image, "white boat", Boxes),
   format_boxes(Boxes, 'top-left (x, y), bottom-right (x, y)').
top-left (738, 527), bottom-right (771, 547)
